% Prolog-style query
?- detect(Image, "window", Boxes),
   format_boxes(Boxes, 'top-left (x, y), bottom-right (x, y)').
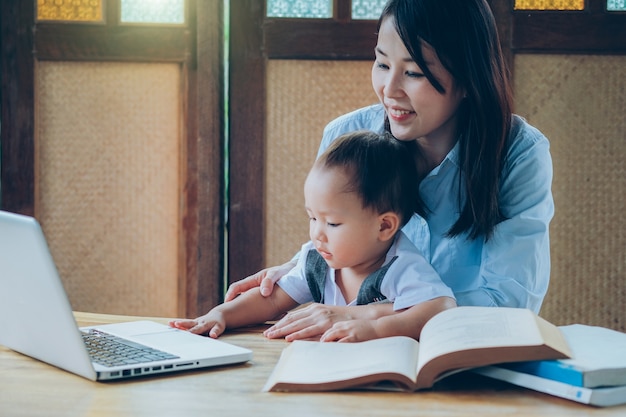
top-left (37, 0), bottom-right (187, 24)
top-left (514, 0), bottom-right (585, 10)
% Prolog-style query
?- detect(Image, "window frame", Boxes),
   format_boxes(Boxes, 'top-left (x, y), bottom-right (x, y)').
top-left (261, 0), bottom-right (626, 58)
top-left (511, 1), bottom-right (626, 53)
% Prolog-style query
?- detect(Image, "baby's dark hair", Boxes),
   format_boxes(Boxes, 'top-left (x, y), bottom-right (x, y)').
top-left (316, 131), bottom-right (423, 227)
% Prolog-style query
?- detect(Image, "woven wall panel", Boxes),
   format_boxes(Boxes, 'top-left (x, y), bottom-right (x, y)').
top-left (265, 60), bottom-right (378, 268)
top-left (36, 61), bottom-right (181, 316)
top-left (515, 54), bottom-right (625, 331)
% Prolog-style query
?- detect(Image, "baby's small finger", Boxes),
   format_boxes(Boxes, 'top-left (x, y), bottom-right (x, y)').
top-left (208, 323), bottom-right (224, 339)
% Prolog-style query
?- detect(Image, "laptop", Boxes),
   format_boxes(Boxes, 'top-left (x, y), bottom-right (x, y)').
top-left (0, 210), bottom-right (252, 381)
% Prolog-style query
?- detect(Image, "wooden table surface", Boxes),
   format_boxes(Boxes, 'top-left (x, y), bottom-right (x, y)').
top-left (0, 311), bottom-right (624, 417)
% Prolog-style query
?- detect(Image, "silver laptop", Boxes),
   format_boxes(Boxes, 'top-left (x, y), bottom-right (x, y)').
top-left (0, 210), bottom-right (252, 381)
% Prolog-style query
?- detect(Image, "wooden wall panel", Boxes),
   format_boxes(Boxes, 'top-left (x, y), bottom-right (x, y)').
top-left (36, 61), bottom-right (181, 316)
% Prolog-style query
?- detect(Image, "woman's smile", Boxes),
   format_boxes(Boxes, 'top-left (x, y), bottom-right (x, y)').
top-left (386, 106), bottom-right (415, 122)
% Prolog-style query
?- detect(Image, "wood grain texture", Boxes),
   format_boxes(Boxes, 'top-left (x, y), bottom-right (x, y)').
top-left (0, 311), bottom-right (623, 416)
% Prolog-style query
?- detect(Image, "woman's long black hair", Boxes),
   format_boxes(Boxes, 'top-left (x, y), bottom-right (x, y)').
top-left (379, 0), bottom-right (514, 241)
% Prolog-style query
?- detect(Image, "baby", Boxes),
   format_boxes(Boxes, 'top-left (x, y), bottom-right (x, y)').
top-left (170, 131), bottom-right (455, 341)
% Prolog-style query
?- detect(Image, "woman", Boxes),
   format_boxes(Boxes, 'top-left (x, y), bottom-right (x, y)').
top-left (227, 0), bottom-right (553, 342)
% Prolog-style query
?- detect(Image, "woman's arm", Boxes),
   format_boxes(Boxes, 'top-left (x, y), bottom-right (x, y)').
top-left (457, 123), bottom-right (554, 312)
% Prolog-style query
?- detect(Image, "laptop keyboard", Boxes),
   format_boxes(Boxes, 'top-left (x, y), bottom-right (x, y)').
top-left (82, 329), bottom-right (179, 368)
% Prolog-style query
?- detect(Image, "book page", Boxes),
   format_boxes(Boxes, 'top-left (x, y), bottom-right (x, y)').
top-left (558, 324), bottom-right (626, 370)
top-left (264, 336), bottom-right (420, 389)
top-left (416, 307), bottom-right (544, 373)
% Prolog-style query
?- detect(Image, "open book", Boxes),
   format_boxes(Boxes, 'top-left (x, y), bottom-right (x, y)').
top-left (263, 307), bottom-right (572, 392)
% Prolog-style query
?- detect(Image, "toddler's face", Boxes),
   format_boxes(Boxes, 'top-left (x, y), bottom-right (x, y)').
top-left (304, 166), bottom-right (384, 270)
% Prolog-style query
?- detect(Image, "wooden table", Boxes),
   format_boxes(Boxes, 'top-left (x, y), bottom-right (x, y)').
top-left (0, 312), bottom-right (624, 417)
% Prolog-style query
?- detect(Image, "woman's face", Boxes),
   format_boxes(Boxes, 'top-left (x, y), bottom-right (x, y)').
top-left (372, 17), bottom-right (465, 147)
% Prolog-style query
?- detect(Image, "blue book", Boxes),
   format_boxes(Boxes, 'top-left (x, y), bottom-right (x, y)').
top-left (473, 365), bottom-right (626, 407)
top-left (496, 324), bottom-right (626, 388)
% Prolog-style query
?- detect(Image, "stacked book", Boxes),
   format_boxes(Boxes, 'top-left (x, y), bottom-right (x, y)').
top-left (473, 324), bottom-right (626, 407)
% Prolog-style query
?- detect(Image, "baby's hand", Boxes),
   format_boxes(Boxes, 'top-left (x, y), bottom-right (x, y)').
top-left (168, 319), bottom-right (197, 332)
top-left (320, 319), bottom-right (379, 342)
top-left (169, 311), bottom-right (226, 338)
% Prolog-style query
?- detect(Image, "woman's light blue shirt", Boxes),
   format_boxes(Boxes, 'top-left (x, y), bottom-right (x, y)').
top-left (317, 104), bottom-right (554, 313)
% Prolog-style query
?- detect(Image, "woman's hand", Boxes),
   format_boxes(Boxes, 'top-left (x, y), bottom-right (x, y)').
top-left (224, 261), bottom-right (296, 302)
top-left (264, 303), bottom-right (395, 341)
top-left (263, 303), bottom-right (354, 341)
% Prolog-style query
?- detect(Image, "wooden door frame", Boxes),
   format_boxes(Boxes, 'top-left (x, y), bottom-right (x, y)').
top-left (0, 0), bottom-right (224, 316)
